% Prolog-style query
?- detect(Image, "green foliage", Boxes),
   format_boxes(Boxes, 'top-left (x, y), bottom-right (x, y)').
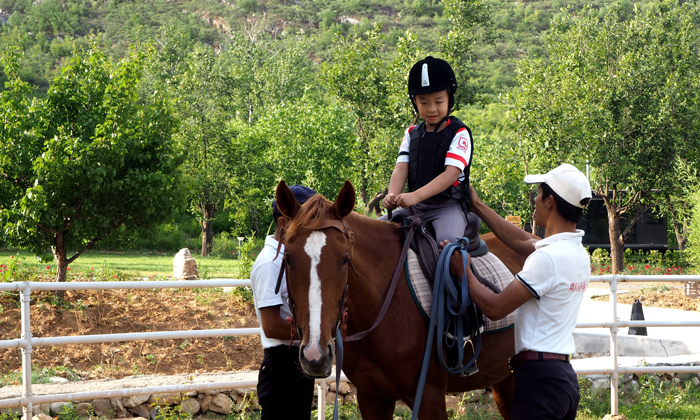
top-left (590, 248), bottom-right (610, 267)
top-left (0, 254), bottom-right (35, 282)
top-left (152, 399), bottom-right (193, 420)
top-left (511, 0), bottom-right (700, 271)
top-left (0, 365), bottom-right (81, 387)
top-left (234, 236), bottom-right (265, 279)
top-left (0, 38), bottom-right (183, 282)
top-left (321, 24), bottom-right (418, 204)
top-left (454, 103), bottom-right (529, 219)
top-left (577, 375), bottom-right (700, 419)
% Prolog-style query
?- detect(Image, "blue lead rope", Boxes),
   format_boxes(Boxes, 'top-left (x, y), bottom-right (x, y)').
top-left (411, 237), bottom-right (481, 420)
top-left (333, 327), bottom-right (343, 420)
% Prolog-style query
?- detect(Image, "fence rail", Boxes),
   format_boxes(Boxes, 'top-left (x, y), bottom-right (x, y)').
top-left (1, 276), bottom-right (699, 418)
top-left (576, 275), bottom-right (700, 415)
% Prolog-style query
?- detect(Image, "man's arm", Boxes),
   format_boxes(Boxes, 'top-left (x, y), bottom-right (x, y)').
top-left (447, 251), bottom-right (533, 320)
top-left (469, 185), bottom-right (537, 257)
top-left (465, 265), bottom-right (533, 320)
top-left (259, 306), bottom-right (298, 340)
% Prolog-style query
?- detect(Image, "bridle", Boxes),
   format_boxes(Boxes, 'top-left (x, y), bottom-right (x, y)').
top-left (272, 218), bottom-right (358, 420)
top-left (272, 214), bottom-right (421, 420)
top-left (274, 219), bottom-right (357, 347)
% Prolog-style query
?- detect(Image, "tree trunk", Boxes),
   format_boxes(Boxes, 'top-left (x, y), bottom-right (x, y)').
top-left (672, 220), bottom-right (688, 256)
top-left (605, 201), bottom-right (625, 274)
top-left (52, 234), bottom-right (68, 301)
top-left (201, 203), bottom-right (215, 257)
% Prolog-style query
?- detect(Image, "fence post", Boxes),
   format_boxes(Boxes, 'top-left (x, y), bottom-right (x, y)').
top-left (317, 379), bottom-right (326, 420)
top-left (20, 283), bottom-right (33, 420)
top-left (609, 276), bottom-right (619, 415)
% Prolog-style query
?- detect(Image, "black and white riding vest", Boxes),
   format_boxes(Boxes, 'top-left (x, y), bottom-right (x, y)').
top-left (404, 117), bottom-right (473, 203)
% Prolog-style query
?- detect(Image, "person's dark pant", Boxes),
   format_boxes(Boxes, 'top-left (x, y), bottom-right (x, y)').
top-left (512, 360), bottom-right (580, 420)
top-left (258, 345), bottom-right (315, 420)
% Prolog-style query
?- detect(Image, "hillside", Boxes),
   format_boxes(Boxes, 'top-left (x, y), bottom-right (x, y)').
top-left (0, 0), bottom-right (632, 97)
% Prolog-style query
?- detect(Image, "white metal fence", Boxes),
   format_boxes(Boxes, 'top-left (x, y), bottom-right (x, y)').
top-left (0, 279), bottom-right (346, 420)
top-left (576, 275), bottom-right (700, 416)
top-left (0, 275), bottom-right (699, 418)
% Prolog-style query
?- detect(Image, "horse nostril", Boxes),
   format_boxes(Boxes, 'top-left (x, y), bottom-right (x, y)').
top-left (327, 344), bottom-right (334, 358)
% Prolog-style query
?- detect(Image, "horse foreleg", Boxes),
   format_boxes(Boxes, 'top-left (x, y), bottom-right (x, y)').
top-left (491, 374), bottom-right (515, 420)
top-left (400, 385), bottom-right (449, 420)
top-left (356, 390), bottom-right (396, 420)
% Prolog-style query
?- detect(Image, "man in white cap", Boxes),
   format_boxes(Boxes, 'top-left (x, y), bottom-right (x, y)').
top-left (446, 163), bottom-right (592, 419)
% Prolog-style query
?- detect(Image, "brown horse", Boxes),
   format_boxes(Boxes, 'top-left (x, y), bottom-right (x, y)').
top-left (275, 180), bottom-right (524, 420)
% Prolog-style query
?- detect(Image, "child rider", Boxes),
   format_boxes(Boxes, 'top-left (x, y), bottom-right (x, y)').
top-left (382, 56), bottom-right (474, 244)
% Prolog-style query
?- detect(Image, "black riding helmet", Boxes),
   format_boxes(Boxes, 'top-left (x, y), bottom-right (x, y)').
top-left (407, 56), bottom-right (457, 114)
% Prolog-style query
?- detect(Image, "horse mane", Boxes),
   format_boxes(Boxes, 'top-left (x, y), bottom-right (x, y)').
top-left (282, 194), bottom-right (334, 243)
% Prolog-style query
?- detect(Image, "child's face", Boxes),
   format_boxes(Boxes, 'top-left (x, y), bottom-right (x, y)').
top-left (413, 90), bottom-right (449, 126)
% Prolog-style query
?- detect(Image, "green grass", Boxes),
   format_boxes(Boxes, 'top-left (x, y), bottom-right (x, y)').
top-left (0, 249), bottom-right (243, 279)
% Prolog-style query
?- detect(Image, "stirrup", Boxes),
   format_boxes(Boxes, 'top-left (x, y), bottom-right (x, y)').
top-left (459, 340), bottom-right (479, 377)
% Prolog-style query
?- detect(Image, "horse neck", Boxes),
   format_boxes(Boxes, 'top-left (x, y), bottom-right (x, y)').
top-left (344, 212), bottom-right (404, 315)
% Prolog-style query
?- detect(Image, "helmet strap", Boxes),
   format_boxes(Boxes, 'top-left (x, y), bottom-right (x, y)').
top-left (426, 115), bottom-right (449, 132)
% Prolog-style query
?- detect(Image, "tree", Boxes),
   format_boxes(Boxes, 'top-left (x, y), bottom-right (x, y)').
top-left (148, 29), bottom-right (237, 257)
top-left (321, 24), bottom-right (418, 205)
top-left (439, 0), bottom-right (492, 107)
top-left (224, 99), bottom-right (357, 236)
top-left (455, 103), bottom-right (530, 221)
top-left (0, 40), bottom-right (181, 297)
top-left (511, 1), bottom-right (700, 272)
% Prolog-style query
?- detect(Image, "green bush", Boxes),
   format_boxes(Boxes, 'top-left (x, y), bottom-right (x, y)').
top-left (590, 248), bottom-right (610, 267)
top-left (235, 236), bottom-right (265, 279)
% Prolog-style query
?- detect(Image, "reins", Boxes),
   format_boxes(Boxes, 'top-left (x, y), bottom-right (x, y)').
top-left (411, 237), bottom-right (482, 420)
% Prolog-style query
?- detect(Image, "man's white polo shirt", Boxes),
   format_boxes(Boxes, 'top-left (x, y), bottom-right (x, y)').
top-left (514, 230), bottom-right (590, 355)
top-left (250, 235), bottom-right (295, 350)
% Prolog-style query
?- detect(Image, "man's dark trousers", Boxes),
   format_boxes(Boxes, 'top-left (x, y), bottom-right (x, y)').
top-left (258, 345), bottom-right (315, 420)
top-left (512, 360), bottom-right (580, 420)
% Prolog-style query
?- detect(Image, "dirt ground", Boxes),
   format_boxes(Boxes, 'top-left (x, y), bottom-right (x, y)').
top-left (0, 282), bottom-right (698, 384)
top-left (0, 288), bottom-right (263, 383)
top-left (590, 282), bottom-right (700, 311)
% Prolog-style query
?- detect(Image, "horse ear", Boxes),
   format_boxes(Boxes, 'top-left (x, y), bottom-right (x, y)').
top-left (275, 180), bottom-right (301, 219)
top-left (332, 180), bottom-right (356, 219)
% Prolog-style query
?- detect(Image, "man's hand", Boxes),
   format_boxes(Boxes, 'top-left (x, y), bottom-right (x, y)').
top-left (382, 193), bottom-right (398, 210)
top-left (439, 239), bottom-right (470, 280)
top-left (396, 192), bottom-right (421, 209)
top-left (469, 185), bottom-right (482, 209)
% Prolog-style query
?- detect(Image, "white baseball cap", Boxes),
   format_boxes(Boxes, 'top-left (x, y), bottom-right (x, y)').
top-left (524, 164), bottom-right (592, 208)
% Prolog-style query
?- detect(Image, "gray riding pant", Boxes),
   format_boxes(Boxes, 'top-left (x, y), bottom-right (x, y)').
top-left (381, 200), bottom-right (468, 244)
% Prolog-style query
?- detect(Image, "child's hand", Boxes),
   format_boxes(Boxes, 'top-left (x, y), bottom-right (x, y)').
top-left (382, 193), bottom-right (398, 210)
top-left (396, 192), bottom-right (420, 209)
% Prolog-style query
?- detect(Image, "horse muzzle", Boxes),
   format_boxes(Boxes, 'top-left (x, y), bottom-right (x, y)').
top-left (299, 342), bottom-right (334, 378)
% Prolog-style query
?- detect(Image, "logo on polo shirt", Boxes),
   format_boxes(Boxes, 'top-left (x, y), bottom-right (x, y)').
top-left (569, 282), bottom-right (587, 292)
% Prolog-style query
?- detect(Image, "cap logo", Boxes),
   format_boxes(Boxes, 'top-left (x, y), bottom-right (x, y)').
top-left (421, 63), bottom-right (430, 87)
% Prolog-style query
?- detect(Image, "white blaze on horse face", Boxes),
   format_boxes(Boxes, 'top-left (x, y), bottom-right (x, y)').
top-left (302, 231), bottom-right (327, 362)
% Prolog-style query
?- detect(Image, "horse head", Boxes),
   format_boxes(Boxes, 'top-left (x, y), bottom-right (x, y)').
top-left (275, 180), bottom-right (356, 377)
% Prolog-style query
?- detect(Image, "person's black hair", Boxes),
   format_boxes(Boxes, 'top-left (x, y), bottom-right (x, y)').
top-left (541, 183), bottom-right (589, 224)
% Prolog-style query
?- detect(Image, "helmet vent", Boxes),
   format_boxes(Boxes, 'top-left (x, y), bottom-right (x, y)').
top-left (421, 63), bottom-right (430, 87)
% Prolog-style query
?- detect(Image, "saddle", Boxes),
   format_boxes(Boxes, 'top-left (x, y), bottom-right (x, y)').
top-left (390, 211), bottom-right (491, 287)
top-left (391, 212), bottom-right (514, 376)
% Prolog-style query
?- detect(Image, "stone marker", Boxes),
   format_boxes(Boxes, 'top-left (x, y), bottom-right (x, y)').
top-left (173, 248), bottom-right (198, 280)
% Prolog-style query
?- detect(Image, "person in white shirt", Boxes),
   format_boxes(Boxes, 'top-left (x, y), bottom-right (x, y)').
top-left (250, 185), bottom-right (316, 420)
top-left (446, 163), bottom-right (592, 420)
